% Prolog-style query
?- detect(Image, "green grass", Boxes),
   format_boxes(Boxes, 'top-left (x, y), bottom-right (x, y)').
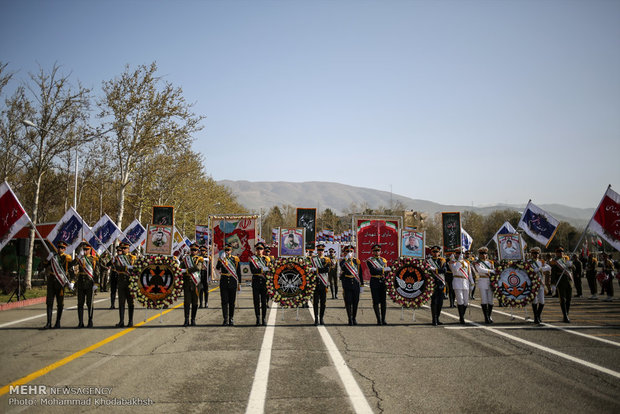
top-left (0, 286), bottom-right (48, 303)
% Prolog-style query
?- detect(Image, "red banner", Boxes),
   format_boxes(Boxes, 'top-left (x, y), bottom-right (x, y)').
top-left (356, 218), bottom-right (400, 281)
top-left (591, 187), bottom-right (620, 251)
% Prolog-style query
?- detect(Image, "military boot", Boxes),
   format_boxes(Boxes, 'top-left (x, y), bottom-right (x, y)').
top-left (54, 307), bottom-right (63, 329)
top-left (116, 306), bottom-right (125, 327)
top-left (44, 305), bottom-right (53, 329)
top-left (77, 309), bottom-right (84, 328)
top-left (127, 307), bottom-right (134, 327)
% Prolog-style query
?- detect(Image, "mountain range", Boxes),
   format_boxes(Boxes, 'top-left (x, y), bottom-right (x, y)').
top-left (218, 180), bottom-right (594, 228)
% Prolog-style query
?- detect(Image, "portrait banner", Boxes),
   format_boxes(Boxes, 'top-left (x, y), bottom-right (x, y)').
top-left (195, 225), bottom-right (210, 247)
top-left (152, 205), bottom-right (174, 226)
top-left (442, 212), bottom-right (461, 253)
top-left (210, 215), bottom-right (259, 279)
top-left (497, 233), bottom-right (524, 261)
top-left (401, 229), bottom-right (425, 258)
top-left (296, 208), bottom-right (317, 251)
top-left (354, 215), bottom-right (401, 281)
top-left (278, 227), bottom-right (305, 257)
top-left (145, 224), bottom-right (174, 256)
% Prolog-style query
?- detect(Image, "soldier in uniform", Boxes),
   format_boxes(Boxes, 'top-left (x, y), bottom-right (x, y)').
top-left (427, 246), bottom-right (446, 326)
top-left (366, 244), bottom-right (390, 325)
top-left (180, 243), bottom-right (204, 326)
top-left (249, 242), bottom-right (270, 325)
top-left (114, 242), bottom-right (136, 327)
top-left (445, 257), bottom-right (456, 308)
top-left (599, 252), bottom-right (615, 301)
top-left (472, 247), bottom-right (495, 324)
top-left (550, 246), bottom-right (574, 323)
top-left (340, 245), bottom-right (363, 326)
top-left (585, 253), bottom-right (599, 299)
top-left (98, 251), bottom-right (111, 292)
top-left (42, 241), bottom-right (74, 329)
top-left (199, 245), bottom-right (210, 308)
top-left (448, 248), bottom-right (475, 324)
top-left (216, 244), bottom-right (241, 326)
top-left (327, 248), bottom-right (339, 299)
top-left (528, 247), bottom-right (551, 324)
top-left (72, 242), bottom-right (99, 328)
top-left (311, 243), bottom-right (332, 325)
top-left (109, 244), bottom-right (122, 309)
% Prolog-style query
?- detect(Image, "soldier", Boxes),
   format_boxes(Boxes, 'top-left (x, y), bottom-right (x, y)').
top-left (216, 244), bottom-right (241, 326)
top-left (114, 242), bottom-right (136, 327)
top-left (327, 248), bottom-right (339, 299)
top-left (340, 245), bottom-right (363, 326)
top-left (42, 241), bottom-right (74, 329)
top-left (366, 244), bottom-right (390, 325)
top-left (472, 247), bottom-right (495, 324)
top-left (445, 256), bottom-right (456, 308)
top-left (99, 251), bottom-right (111, 292)
top-left (180, 243), bottom-right (204, 326)
top-left (311, 243), bottom-right (332, 325)
top-left (249, 242), bottom-right (270, 325)
top-left (72, 242), bottom-right (99, 328)
top-left (528, 247), bottom-right (551, 324)
top-left (199, 245), bottom-right (210, 308)
top-left (585, 253), bottom-right (598, 299)
top-left (599, 252), bottom-right (615, 301)
top-left (571, 253), bottom-right (583, 298)
top-left (465, 250), bottom-right (476, 300)
top-left (427, 246), bottom-right (446, 326)
top-left (550, 247), bottom-right (573, 323)
top-left (109, 244), bottom-right (122, 309)
top-left (448, 248), bottom-right (475, 324)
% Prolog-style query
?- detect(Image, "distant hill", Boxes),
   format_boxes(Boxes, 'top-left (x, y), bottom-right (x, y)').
top-left (218, 180), bottom-right (594, 228)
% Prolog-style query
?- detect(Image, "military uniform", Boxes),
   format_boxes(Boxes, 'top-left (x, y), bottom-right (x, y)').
top-left (311, 244), bottom-right (331, 325)
top-left (599, 254), bottom-right (615, 301)
top-left (216, 246), bottom-right (241, 326)
top-left (180, 244), bottom-right (204, 326)
top-left (427, 246), bottom-right (446, 326)
top-left (366, 244), bottom-right (389, 325)
top-left (249, 242), bottom-right (270, 326)
top-left (199, 247), bottom-right (211, 308)
top-left (327, 249), bottom-right (339, 299)
top-left (448, 251), bottom-right (475, 324)
top-left (42, 242), bottom-right (72, 329)
top-left (528, 247), bottom-right (551, 324)
top-left (109, 247), bottom-right (120, 309)
top-left (114, 242), bottom-right (136, 327)
top-left (472, 247), bottom-right (495, 324)
top-left (71, 243), bottom-right (99, 328)
top-left (340, 246), bottom-right (364, 326)
top-left (585, 254), bottom-right (598, 299)
top-left (550, 247), bottom-right (573, 323)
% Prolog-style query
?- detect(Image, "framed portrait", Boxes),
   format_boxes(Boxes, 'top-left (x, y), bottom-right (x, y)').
top-left (145, 224), bottom-right (174, 256)
top-left (442, 212), bottom-right (461, 254)
top-left (278, 227), bottom-right (306, 257)
top-left (353, 215), bottom-right (402, 281)
top-left (401, 229), bottom-right (425, 258)
top-left (296, 208), bottom-right (317, 251)
top-left (152, 205), bottom-right (174, 226)
top-left (497, 233), bottom-right (524, 261)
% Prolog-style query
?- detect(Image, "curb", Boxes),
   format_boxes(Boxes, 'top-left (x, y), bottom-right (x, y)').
top-left (0, 296), bottom-right (46, 311)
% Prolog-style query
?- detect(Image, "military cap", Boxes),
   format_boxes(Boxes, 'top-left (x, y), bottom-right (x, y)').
top-left (431, 245), bottom-right (441, 252)
top-left (478, 246), bottom-right (488, 254)
top-left (190, 243), bottom-right (199, 249)
top-left (119, 242), bottom-right (130, 248)
top-left (255, 242), bottom-right (266, 249)
top-left (264, 246), bottom-right (271, 251)
top-left (372, 244), bottom-right (382, 251)
top-left (316, 243), bottom-right (326, 250)
top-left (56, 241), bottom-right (68, 248)
top-left (530, 247), bottom-right (541, 254)
top-left (224, 243), bottom-right (233, 250)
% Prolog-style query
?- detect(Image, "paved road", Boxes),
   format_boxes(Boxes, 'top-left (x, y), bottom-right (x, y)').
top-left (1, 287), bottom-right (619, 413)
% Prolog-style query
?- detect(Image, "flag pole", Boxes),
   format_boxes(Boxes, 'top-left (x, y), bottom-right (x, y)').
top-left (570, 184), bottom-right (611, 256)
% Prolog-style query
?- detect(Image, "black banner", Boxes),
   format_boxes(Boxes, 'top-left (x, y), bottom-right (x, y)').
top-left (442, 212), bottom-right (461, 253)
top-left (296, 208), bottom-right (316, 251)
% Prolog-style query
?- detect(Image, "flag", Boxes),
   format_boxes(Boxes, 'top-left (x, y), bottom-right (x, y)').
top-left (123, 219), bottom-right (146, 252)
top-left (461, 228), bottom-right (473, 251)
top-left (195, 225), bottom-right (210, 246)
top-left (89, 214), bottom-right (122, 255)
top-left (589, 186), bottom-right (620, 252)
top-left (47, 207), bottom-right (88, 254)
top-left (517, 201), bottom-right (560, 247)
top-left (493, 221), bottom-right (517, 244)
top-left (272, 228), bottom-right (279, 244)
top-left (0, 182), bottom-right (31, 252)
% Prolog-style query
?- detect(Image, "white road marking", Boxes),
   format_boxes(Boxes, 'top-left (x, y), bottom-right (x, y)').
top-left (441, 310), bottom-right (620, 379)
top-left (245, 302), bottom-right (279, 414)
top-left (0, 299), bottom-right (108, 328)
top-left (309, 303), bottom-right (374, 414)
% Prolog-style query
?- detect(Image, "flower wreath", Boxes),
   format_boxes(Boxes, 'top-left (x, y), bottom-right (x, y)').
top-left (129, 255), bottom-right (184, 309)
top-left (491, 260), bottom-right (540, 307)
top-left (385, 257), bottom-right (435, 308)
top-left (267, 257), bottom-right (316, 308)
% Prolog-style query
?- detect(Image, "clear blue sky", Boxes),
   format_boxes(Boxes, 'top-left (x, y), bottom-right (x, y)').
top-left (1, 0), bottom-right (618, 209)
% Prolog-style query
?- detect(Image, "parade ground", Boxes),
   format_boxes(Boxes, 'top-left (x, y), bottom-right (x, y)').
top-left (1, 288), bottom-right (619, 414)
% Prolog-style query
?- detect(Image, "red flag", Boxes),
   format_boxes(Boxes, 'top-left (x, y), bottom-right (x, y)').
top-left (589, 186), bottom-right (620, 252)
top-left (0, 182), bottom-right (31, 251)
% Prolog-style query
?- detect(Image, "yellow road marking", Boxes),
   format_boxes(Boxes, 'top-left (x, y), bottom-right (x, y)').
top-left (0, 287), bottom-right (219, 396)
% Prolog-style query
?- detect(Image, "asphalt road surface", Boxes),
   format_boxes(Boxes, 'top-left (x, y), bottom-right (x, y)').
top-left (1, 287), bottom-right (619, 414)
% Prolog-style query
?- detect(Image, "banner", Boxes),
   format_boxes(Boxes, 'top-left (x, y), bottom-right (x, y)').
top-left (442, 212), bottom-right (461, 253)
top-left (493, 221), bottom-right (517, 244)
top-left (354, 216), bottom-right (401, 281)
top-left (0, 182), bottom-right (30, 252)
top-left (47, 207), bottom-right (87, 254)
top-left (88, 214), bottom-right (122, 255)
top-left (278, 227), bottom-right (305, 257)
top-left (123, 219), bottom-right (146, 252)
top-left (296, 208), bottom-right (317, 251)
top-left (195, 225), bottom-right (210, 247)
top-left (518, 201), bottom-right (559, 247)
top-left (589, 186), bottom-right (620, 252)
top-left (497, 233), bottom-right (524, 261)
top-left (145, 224), bottom-right (174, 256)
top-left (461, 228), bottom-right (473, 252)
top-left (401, 229), bottom-right (425, 258)
top-left (211, 215), bottom-right (258, 279)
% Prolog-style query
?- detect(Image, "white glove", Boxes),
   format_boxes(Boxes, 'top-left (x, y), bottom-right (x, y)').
top-left (93, 284), bottom-right (98, 292)
top-left (68, 282), bottom-right (75, 290)
top-left (261, 265), bottom-right (269, 272)
top-left (360, 286), bottom-right (365, 293)
top-left (47, 252), bottom-right (54, 261)
top-left (346, 253), bottom-right (353, 260)
top-left (551, 285), bottom-right (557, 295)
top-left (78, 250), bottom-right (84, 257)
top-left (181, 269), bottom-right (187, 274)
top-left (310, 267), bottom-right (317, 272)
top-left (127, 265), bottom-right (133, 270)
top-left (384, 266), bottom-right (391, 272)
top-left (219, 251), bottom-right (226, 260)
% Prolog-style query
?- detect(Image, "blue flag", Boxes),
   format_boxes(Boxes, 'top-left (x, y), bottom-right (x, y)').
top-left (518, 201), bottom-right (559, 247)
